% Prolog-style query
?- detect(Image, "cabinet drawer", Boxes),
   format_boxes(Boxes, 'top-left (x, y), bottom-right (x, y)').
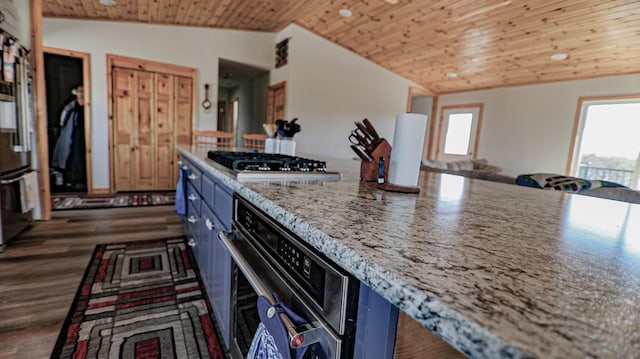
top-left (183, 160), bottom-right (202, 194)
top-left (186, 183), bottom-right (201, 216)
top-left (213, 183), bottom-right (233, 231)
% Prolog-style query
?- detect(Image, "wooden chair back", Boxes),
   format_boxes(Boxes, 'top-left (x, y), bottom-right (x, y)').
top-left (242, 133), bottom-right (267, 150)
top-left (192, 130), bottom-right (234, 148)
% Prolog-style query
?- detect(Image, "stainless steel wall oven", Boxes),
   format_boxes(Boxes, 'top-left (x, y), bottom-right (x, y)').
top-left (0, 24), bottom-right (34, 253)
top-left (218, 195), bottom-right (360, 358)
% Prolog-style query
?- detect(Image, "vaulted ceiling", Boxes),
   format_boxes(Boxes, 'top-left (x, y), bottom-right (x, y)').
top-left (42, 0), bottom-right (640, 94)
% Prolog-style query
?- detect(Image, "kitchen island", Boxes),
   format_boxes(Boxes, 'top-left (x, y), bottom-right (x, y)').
top-left (178, 145), bottom-right (640, 358)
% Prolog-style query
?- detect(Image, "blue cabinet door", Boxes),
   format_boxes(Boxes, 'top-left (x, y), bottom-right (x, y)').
top-left (210, 220), bottom-right (232, 348)
top-left (198, 205), bottom-right (215, 295)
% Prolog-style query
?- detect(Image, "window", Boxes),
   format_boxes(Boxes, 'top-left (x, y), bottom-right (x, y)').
top-left (570, 97), bottom-right (640, 189)
top-left (443, 113), bottom-right (473, 155)
top-left (437, 104), bottom-right (483, 161)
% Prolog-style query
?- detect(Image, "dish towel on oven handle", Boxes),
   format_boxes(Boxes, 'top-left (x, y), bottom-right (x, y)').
top-left (247, 294), bottom-right (309, 359)
top-left (174, 166), bottom-right (187, 216)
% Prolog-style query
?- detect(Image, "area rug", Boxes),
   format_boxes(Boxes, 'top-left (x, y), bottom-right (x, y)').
top-left (50, 237), bottom-right (225, 359)
top-left (51, 192), bottom-right (175, 211)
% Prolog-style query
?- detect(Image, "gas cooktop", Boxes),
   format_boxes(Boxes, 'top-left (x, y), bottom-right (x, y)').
top-left (207, 151), bottom-right (342, 180)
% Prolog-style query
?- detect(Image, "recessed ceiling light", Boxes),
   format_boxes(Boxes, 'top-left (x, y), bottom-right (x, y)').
top-left (99, 0), bottom-right (116, 5)
top-left (339, 8), bottom-right (353, 17)
top-left (550, 53), bottom-right (568, 61)
top-left (446, 72), bottom-right (458, 78)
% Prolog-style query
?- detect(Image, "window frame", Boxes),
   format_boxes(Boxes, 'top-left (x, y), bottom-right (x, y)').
top-left (435, 103), bottom-right (484, 160)
top-left (566, 95), bottom-right (640, 183)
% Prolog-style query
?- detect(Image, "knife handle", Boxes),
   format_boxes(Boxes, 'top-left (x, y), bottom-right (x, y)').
top-left (355, 121), bottom-right (375, 141)
top-left (351, 144), bottom-right (373, 162)
top-left (362, 118), bottom-right (381, 140)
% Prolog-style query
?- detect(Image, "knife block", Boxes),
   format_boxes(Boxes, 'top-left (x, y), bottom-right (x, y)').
top-left (360, 139), bottom-right (391, 182)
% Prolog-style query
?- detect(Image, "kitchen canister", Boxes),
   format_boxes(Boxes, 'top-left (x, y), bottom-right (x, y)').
top-left (388, 113), bottom-right (428, 187)
top-left (279, 138), bottom-right (296, 156)
top-left (264, 137), bottom-right (279, 154)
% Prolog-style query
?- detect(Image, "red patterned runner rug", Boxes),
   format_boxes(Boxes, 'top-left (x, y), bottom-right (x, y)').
top-left (50, 237), bottom-right (225, 359)
top-left (51, 192), bottom-right (175, 211)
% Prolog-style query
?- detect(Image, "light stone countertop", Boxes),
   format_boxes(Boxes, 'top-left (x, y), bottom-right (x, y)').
top-left (178, 145), bottom-right (640, 359)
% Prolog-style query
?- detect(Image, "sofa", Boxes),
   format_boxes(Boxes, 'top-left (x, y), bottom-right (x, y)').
top-left (420, 158), bottom-right (517, 185)
top-left (420, 159), bottom-right (640, 204)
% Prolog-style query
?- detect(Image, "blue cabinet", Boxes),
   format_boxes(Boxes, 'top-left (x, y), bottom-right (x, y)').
top-left (180, 156), bottom-right (233, 350)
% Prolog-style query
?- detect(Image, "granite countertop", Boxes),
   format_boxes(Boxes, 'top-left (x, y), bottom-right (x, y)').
top-left (178, 145), bottom-right (640, 358)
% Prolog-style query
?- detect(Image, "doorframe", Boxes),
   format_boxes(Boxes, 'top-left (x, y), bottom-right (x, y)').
top-left (406, 86), bottom-right (438, 158)
top-left (566, 94), bottom-right (640, 176)
top-left (435, 103), bottom-right (484, 160)
top-left (106, 54), bottom-right (197, 193)
top-left (43, 46), bottom-right (94, 194)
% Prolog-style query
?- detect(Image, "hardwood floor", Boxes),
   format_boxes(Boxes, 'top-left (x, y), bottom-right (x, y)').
top-left (0, 206), bottom-right (184, 359)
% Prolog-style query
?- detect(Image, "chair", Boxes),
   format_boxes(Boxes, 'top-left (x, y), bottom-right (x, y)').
top-left (192, 130), bottom-right (234, 148)
top-left (242, 133), bottom-right (267, 150)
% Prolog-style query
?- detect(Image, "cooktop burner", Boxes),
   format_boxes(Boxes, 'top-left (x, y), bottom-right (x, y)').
top-left (207, 151), bottom-right (342, 180)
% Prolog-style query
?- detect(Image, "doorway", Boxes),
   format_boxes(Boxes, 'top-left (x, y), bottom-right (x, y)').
top-left (267, 81), bottom-right (286, 124)
top-left (217, 59), bottom-right (270, 147)
top-left (436, 104), bottom-right (484, 162)
top-left (43, 47), bottom-right (92, 194)
top-left (406, 87), bottom-right (436, 158)
top-left (569, 96), bottom-right (640, 189)
top-left (108, 54), bottom-right (196, 192)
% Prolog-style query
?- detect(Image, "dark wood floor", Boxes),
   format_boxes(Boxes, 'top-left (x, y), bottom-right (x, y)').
top-left (0, 206), bottom-right (184, 359)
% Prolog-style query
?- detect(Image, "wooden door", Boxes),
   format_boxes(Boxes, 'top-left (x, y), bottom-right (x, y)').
top-left (112, 67), bottom-right (137, 191)
top-left (175, 76), bottom-right (193, 181)
top-left (267, 81), bottom-right (286, 124)
top-left (109, 55), bottom-right (195, 192)
top-left (113, 70), bottom-right (191, 191)
top-left (135, 71), bottom-right (155, 190)
top-left (155, 74), bottom-right (175, 190)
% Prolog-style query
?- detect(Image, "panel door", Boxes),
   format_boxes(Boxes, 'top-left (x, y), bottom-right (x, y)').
top-left (267, 82), bottom-right (286, 124)
top-left (175, 76), bottom-right (193, 184)
top-left (113, 69), bottom-right (192, 191)
top-left (155, 74), bottom-right (175, 190)
top-left (112, 68), bottom-right (136, 191)
top-left (436, 105), bottom-right (483, 162)
top-left (134, 71), bottom-right (155, 190)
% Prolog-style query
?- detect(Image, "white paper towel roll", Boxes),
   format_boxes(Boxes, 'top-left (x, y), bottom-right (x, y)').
top-left (388, 113), bottom-right (428, 187)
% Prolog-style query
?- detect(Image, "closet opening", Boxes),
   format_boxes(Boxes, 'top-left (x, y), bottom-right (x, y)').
top-left (44, 48), bottom-right (91, 194)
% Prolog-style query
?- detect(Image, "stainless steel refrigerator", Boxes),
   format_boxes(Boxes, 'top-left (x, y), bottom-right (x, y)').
top-left (0, 31), bottom-right (34, 253)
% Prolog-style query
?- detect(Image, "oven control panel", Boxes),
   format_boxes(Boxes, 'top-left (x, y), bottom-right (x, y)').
top-left (236, 201), bottom-right (326, 303)
top-left (278, 239), bottom-right (312, 279)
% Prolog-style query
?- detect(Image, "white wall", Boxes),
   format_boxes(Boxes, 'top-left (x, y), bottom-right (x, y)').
top-left (411, 96), bottom-right (434, 155)
top-left (274, 24), bottom-right (418, 159)
top-left (436, 74), bottom-right (640, 176)
top-left (43, 19), bottom-right (274, 189)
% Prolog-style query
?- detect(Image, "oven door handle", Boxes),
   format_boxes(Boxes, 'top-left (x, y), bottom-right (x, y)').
top-left (218, 230), bottom-right (324, 350)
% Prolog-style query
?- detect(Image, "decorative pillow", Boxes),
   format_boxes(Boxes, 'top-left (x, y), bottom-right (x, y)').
top-left (516, 173), bottom-right (591, 192)
top-left (421, 159), bottom-right (448, 169)
top-left (472, 158), bottom-right (489, 169)
top-left (447, 160), bottom-right (474, 171)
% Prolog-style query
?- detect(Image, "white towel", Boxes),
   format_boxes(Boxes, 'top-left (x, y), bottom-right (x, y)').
top-left (247, 322), bottom-right (284, 359)
top-left (19, 171), bottom-right (38, 213)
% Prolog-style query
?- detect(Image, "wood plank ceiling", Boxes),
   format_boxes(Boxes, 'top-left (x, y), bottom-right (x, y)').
top-left (42, 0), bottom-right (640, 94)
